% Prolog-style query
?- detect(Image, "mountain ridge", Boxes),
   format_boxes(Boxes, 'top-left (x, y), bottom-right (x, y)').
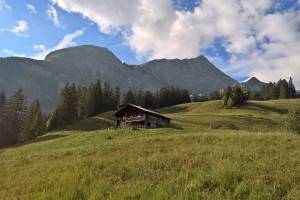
top-left (242, 76), bottom-right (266, 91)
top-left (0, 45), bottom-right (238, 111)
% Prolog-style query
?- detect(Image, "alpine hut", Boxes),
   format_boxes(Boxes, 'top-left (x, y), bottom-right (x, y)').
top-left (114, 104), bottom-right (171, 128)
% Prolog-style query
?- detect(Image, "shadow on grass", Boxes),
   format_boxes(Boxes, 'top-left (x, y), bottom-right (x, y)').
top-left (0, 134), bottom-right (68, 150)
top-left (59, 117), bottom-right (115, 132)
top-left (242, 102), bottom-right (288, 114)
top-left (11, 134), bottom-right (68, 149)
top-left (169, 123), bottom-right (184, 130)
top-left (161, 106), bottom-right (189, 114)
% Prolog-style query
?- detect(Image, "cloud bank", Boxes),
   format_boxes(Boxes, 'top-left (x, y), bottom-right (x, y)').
top-left (50, 0), bottom-right (300, 87)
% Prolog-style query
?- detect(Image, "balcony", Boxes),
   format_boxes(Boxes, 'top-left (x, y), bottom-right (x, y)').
top-left (122, 115), bottom-right (146, 122)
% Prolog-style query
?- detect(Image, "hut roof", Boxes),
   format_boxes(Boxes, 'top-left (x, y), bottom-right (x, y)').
top-left (114, 104), bottom-right (170, 120)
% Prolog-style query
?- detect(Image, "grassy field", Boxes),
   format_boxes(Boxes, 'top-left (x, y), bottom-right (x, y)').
top-left (0, 99), bottom-right (299, 199)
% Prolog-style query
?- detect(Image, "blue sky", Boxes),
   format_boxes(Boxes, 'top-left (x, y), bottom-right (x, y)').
top-left (0, 0), bottom-right (300, 86)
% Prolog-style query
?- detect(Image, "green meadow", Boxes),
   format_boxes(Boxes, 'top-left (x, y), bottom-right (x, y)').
top-left (0, 99), bottom-right (300, 199)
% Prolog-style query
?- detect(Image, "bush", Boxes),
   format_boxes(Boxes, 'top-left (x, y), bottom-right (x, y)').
top-left (223, 86), bottom-right (246, 108)
top-left (286, 106), bottom-right (300, 133)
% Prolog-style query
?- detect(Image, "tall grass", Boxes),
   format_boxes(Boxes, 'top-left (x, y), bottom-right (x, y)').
top-left (0, 99), bottom-right (300, 199)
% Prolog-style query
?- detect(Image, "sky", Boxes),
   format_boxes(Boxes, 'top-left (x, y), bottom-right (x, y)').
top-left (0, 0), bottom-right (300, 87)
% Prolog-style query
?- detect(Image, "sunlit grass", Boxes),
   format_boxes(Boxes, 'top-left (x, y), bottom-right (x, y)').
top-left (0, 99), bottom-right (300, 199)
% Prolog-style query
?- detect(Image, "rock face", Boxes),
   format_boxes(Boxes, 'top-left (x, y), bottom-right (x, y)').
top-left (242, 77), bottom-right (265, 91)
top-left (0, 45), bottom-right (237, 111)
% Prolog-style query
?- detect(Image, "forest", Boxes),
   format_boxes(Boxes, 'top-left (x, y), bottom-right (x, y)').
top-left (0, 77), bottom-right (298, 148)
top-left (0, 81), bottom-right (190, 148)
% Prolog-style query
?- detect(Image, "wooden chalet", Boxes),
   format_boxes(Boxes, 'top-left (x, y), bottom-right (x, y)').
top-left (114, 104), bottom-right (171, 128)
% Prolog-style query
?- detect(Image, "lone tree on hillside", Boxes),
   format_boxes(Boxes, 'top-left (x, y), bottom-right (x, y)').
top-left (223, 86), bottom-right (246, 107)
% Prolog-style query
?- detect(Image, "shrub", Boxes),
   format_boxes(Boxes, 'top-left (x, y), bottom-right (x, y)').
top-left (223, 86), bottom-right (246, 108)
top-left (286, 106), bottom-right (300, 133)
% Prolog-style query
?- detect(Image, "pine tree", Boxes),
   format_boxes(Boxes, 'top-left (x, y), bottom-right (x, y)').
top-left (20, 101), bottom-right (38, 142)
top-left (94, 80), bottom-right (103, 114)
top-left (47, 83), bottom-right (78, 129)
top-left (32, 100), bottom-right (45, 136)
top-left (124, 89), bottom-right (136, 104)
top-left (6, 89), bottom-right (27, 143)
top-left (223, 86), bottom-right (232, 106)
top-left (47, 108), bottom-right (61, 131)
top-left (103, 82), bottom-right (114, 112)
top-left (113, 86), bottom-right (121, 108)
top-left (69, 83), bottom-right (78, 121)
top-left (144, 91), bottom-right (153, 108)
top-left (87, 83), bottom-right (97, 116)
top-left (77, 86), bottom-right (89, 119)
top-left (279, 79), bottom-right (289, 99)
top-left (135, 89), bottom-right (145, 106)
top-left (288, 77), bottom-right (296, 98)
top-left (232, 86), bottom-right (243, 105)
top-left (0, 91), bottom-right (6, 108)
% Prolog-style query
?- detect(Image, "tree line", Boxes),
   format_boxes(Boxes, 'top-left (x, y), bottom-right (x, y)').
top-left (191, 77), bottom-right (298, 104)
top-left (123, 86), bottom-right (190, 109)
top-left (254, 77), bottom-right (296, 100)
top-left (0, 90), bottom-right (46, 148)
top-left (47, 81), bottom-right (191, 130)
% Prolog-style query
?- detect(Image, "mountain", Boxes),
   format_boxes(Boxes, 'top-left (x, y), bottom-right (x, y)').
top-left (242, 77), bottom-right (265, 91)
top-left (0, 45), bottom-right (237, 111)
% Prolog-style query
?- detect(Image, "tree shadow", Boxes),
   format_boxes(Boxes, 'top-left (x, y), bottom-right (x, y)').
top-left (168, 123), bottom-right (184, 130)
top-left (0, 134), bottom-right (69, 150)
top-left (21, 134), bottom-right (68, 146)
top-left (160, 106), bottom-right (189, 114)
top-left (59, 117), bottom-right (115, 132)
top-left (242, 102), bottom-right (288, 114)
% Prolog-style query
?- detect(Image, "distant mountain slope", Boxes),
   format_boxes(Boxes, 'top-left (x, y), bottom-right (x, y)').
top-left (0, 45), bottom-right (237, 111)
top-left (242, 77), bottom-right (265, 91)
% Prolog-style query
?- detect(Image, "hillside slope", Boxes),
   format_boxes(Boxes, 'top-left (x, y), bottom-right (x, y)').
top-left (0, 99), bottom-right (299, 199)
top-left (0, 45), bottom-right (237, 111)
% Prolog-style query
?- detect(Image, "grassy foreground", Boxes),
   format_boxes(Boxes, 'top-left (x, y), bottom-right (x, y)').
top-left (0, 99), bottom-right (300, 199)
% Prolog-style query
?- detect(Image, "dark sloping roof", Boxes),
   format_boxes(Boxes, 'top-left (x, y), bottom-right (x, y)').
top-left (114, 104), bottom-right (170, 120)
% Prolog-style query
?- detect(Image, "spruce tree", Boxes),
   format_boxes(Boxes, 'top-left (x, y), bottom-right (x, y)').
top-left (124, 89), bottom-right (136, 104)
top-left (21, 101), bottom-right (38, 142)
top-left (144, 91), bottom-right (153, 108)
top-left (32, 100), bottom-right (45, 136)
top-left (288, 77), bottom-right (296, 98)
top-left (77, 86), bottom-right (89, 119)
top-left (103, 82), bottom-right (114, 112)
top-left (47, 108), bottom-right (61, 131)
top-left (87, 83), bottom-right (97, 116)
top-left (69, 83), bottom-right (78, 121)
top-left (113, 86), bottom-right (121, 108)
top-left (6, 89), bottom-right (27, 143)
top-left (94, 80), bottom-right (103, 113)
top-left (223, 86), bottom-right (232, 106)
top-left (0, 91), bottom-right (6, 108)
top-left (279, 79), bottom-right (289, 99)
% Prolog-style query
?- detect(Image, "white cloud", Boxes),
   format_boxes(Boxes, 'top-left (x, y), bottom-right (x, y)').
top-left (0, 0), bottom-right (11, 11)
top-left (33, 44), bottom-right (46, 51)
top-left (9, 20), bottom-right (29, 37)
top-left (2, 30), bottom-right (84, 59)
top-left (26, 4), bottom-right (37, 13)
top-left (33, 29), bottom-right (85, 59)
top-left (47, 5), bottom-right (60, 27)
top-left (48, 0), bottom-right (300, 87)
